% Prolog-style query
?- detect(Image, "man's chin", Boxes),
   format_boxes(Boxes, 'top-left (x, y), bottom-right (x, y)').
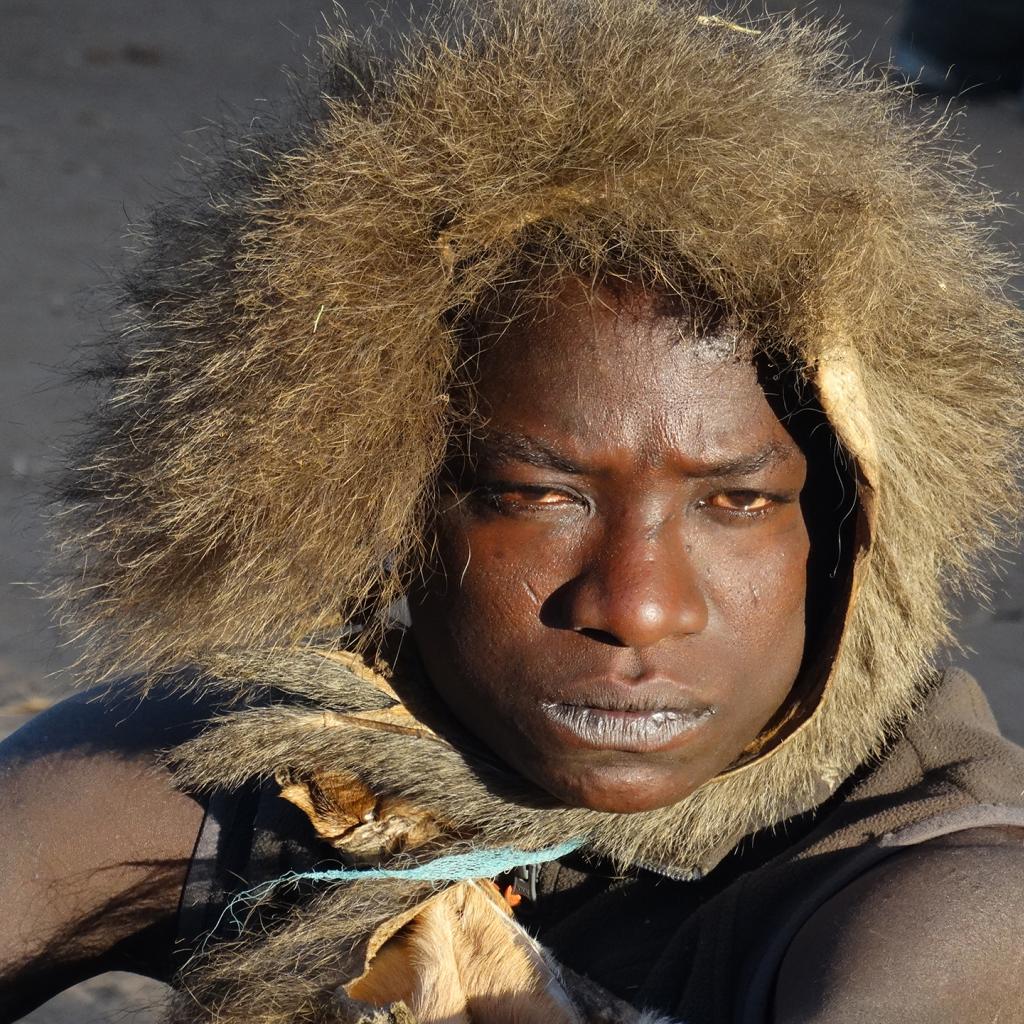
top-left (526, 754), bottom-right (704, 814)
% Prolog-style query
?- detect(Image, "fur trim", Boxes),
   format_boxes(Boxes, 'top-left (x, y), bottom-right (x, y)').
top-left (52, 0), bottom-right (1024, 1019)
top-left (54, 0), bottom-right (1022, 687)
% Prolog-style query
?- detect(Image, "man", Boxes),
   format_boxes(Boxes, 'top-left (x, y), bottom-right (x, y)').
top-left (3, 2), bottom-right (1024, 1021)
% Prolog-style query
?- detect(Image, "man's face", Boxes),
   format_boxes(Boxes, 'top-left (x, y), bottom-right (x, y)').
top-left (408, 280), bottom-right (809, 813)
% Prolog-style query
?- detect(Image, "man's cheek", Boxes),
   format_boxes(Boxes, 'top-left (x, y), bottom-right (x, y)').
top-left (700, 547), bottom-right (807, 646)
top-left (459, 529), bottom-right (569, 610)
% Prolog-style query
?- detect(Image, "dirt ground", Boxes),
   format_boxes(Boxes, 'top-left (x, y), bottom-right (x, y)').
top-left (2, 0), bottom-right (1022, 1020)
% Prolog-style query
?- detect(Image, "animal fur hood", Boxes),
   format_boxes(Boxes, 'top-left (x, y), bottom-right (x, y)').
top-left (53, 1), bottom-right (1023, 1020)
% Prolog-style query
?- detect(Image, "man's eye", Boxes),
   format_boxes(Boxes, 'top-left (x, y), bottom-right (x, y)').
top-left (475, 485), bottom-right (576, 513)
top-left (707, 490), bottom-right (775, 515)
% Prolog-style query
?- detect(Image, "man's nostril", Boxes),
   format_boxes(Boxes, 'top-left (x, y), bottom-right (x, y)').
top-left (573, 626), bottom-right (629, 647)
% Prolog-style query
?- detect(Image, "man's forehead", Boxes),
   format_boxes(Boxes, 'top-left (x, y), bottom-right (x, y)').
top-left (465, 274), bottom-right (793, 472)
top-left (477, 275), bottom-right (754, 366)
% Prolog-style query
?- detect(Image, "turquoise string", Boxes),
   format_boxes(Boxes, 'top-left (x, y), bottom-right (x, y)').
top-left (211, 838), bottom-right (586, 938)
top-left (278, 838), bottom-right (585, 884)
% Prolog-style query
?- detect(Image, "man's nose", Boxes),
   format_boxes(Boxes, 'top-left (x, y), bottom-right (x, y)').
top-left (558, 517), bottom-right (709, 648)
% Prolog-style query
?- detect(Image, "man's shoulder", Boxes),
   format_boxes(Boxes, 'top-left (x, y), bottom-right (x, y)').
top-left (774, 825), bottom-right (1024, 1023)
top-left (1, 679), bottom-right (224, 839)
top-left (0, 681), bottom-right (212, 1019)
top-left (0, 679), bottom-right (220, 849)
top-left (2, 676), bottom-right (226, 761)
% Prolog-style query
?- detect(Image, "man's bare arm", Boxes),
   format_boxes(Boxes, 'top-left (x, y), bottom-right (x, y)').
top-left (774, 828), bottom-right (1024, 1024)
top-left (0, 685), bottom-right (211, 1021)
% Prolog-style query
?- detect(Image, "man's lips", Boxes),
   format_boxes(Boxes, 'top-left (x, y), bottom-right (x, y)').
top-left (534, 677), bottom-right (718, 753)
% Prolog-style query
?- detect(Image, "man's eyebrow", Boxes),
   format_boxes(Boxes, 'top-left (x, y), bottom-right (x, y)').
top-left (472, 432), bottom-right (796, 478)
top-left (691, 440), bottom-right (796, 479)
top-left (472, 430), bottom-right (583, 474)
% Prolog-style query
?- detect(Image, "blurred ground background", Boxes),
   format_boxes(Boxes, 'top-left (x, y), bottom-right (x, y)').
top-left (1, 0), bottom-right (1021, 1020)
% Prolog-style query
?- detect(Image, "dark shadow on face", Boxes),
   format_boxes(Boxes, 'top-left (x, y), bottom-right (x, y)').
top-left (738, 354), bottom-right (859, 764)
top-left (408, 277), bottom-right (850, 813)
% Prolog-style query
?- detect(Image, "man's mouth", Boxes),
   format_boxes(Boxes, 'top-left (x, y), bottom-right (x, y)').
top-left (537, 697), bottom-right (717, 753)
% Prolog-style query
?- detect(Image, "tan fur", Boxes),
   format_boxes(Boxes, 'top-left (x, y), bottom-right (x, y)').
top-left (342, 879), bottom-right (674, 1023)
top-left (278, 767), bottom-right (446, 862)
top-left (347, 881), bottom-right (582, 1023)
top-left (54, 1), bottom-right (1024, 1020)
top-left (331, 995), bottom-right (418, 1024)
top-left (54, 0), bottom-right (1023, 694)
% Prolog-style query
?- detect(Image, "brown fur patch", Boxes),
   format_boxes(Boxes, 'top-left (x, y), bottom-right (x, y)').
top-left (347, 881), bottom-right (580, 1022)
top-left (340, 879), bottom-right (677, 1022)
top-left (278, 767), bottom-right (445, 862)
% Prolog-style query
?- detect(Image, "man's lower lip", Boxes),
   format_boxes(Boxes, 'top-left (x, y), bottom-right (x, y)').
top-left (537, 702), bottom-right (716, 753)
